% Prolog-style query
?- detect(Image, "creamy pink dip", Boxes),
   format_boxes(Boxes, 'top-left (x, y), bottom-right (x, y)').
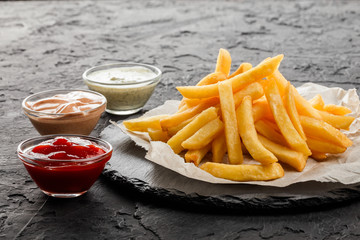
top-left (25, 91), bottom-right (104, 114)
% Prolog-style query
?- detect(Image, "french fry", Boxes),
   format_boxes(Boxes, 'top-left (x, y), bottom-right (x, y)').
top-left (258, 134), bottom-right (307, 172)
top-left (265, 78), bottom-right (311, 156)
top-left (123, 115), bottom-right (169, 132)
top-left (218, 81), bottom-right (243, 164)
top-left (182, 97), bottom-right (220, 108)
top-left (233, 82), bottom-right (264, 108)
top-left (197, 72), bottom-right (227, 86)
top-left (311, 151), bottom-right (328, 161)
top-left (167, 115), bottom-right (198, 136)
top-left (317, 110), bottom-right (355, 130)
top-left (148, 128), bottom-right (169, 142)
top-left (309, 94), bottom-right (325, 110)
top-left (306, 137), bottom-right (346, 154)
top-left (228, 62), bottom-right (252, 79)
top-left (215, 48), bottom-right (232, 76)
top-left (268, 70), bottom-right (322, 119)
top-left (252, 97), bottom-right (273, 122)
top-left (200, 162), bottom-right (284, 181)
top-left (185, 144), bottom-right (212, 166)
top-left (300, 115), bottom-right (352, 148)
top-left (323, 104), bottom-right (352, 116)
top-left (292, 85), bottom-right (322, 119)
top-left (255, 119), bottom-right (287, 146)
top-left (182, 117), bottom-right (224, 150)
top-left (160, 97), bottom-right (218, 129)
top-left (212, 132), bottom-right (227, 163)
top-left (284, 81), bottom-right (306, 140)
top-left (167, 107), bottom-right (218, 154)
top-left (176, 54), bottom-right (284, 99)
top-left (178, 73), bottom-right (227, 109)
top-left (236, 96), bottom-right (278, 165)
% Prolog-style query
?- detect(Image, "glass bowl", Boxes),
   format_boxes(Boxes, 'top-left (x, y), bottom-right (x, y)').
top-left (17, 134), bottom-right (113, 198)
top-left (22, 89), bottom-right (107, 135)
top-left (82, 62), bottom-right (162, 115)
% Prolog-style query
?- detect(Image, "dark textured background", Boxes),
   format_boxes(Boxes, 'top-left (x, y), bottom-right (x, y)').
top-left (1, 0), bottom-right (360, 239)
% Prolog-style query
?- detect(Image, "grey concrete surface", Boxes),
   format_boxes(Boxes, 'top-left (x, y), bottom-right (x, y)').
top-left (1, 0), bottom-right (360, 239)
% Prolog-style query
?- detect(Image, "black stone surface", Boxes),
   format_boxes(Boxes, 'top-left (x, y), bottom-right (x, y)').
top-left (102, 123), bottom-right (360, 212)
top-left (1, 0), bottom-right (360, 239)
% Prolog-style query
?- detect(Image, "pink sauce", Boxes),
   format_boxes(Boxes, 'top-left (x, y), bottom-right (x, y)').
top-left (25, 91), bottom-right (104, 114)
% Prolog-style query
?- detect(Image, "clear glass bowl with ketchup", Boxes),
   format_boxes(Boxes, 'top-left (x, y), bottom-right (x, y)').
top-left (22, 89), bottom-right (107, 135)
top-left (17, 135), bottom-right (113, 198)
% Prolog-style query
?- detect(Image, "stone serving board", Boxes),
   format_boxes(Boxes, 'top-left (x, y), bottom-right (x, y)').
top-left (101, 123), bottom-right (360, 212)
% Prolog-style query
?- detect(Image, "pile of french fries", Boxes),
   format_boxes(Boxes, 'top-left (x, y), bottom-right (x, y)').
top-left (123, 49), bottom-right (355, 182)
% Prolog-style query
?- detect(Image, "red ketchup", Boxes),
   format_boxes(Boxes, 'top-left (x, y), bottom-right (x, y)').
top-left (23, 137), bottom-right (112, 196)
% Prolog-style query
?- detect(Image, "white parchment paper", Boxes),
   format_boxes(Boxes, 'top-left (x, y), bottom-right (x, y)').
top-left (111, 83), bottom-right (360, 187)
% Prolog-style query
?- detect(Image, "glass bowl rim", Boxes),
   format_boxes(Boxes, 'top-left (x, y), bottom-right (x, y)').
top-left (82, 62), bottom-right (162, 86)
top-left (22, 89), bottom-right (107, 117)
top-left (17, 134), bottom-right (113, 163)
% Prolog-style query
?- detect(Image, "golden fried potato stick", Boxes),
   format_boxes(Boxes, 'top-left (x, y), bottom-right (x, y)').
top-left (176, 54), bottom-right (284, 99)
top-left (233, 82), bottom-right (264, 108)
top-left (257, 134), bottom-right (307, 172)
top-left (184, 83), bottom-right (264, 115)
top-left (284, 81), bottom-right (306, 140)
top-left (167, 107), bottom-right (218, 154)
top-left (160, 97), bottom-right (218, 129)
top-left (215, 48), bottom-right (232, 76)
top-left (178, 72), bottom-right (227, 109)
top-left (317, 110), bottom-right (355, 130)
top-left (200, 162), bottom-right (284, 181)
top-left (182, 97), bottom-right (220, 108)
top-left (148, 128), bottom-right (169, 142)
top-left (182, 117), bottom-right (224, 149)
top-left (311, 151), bottom-right (328, 161)
top-left (167, 114), bottom-right (198, 136)
top-left (252, 97), bottom-right (273, 122)
top-left (268, 70), bottom-right (322, 119)
top-left (123, 114), bottom-right (169, 132)
top-left (300, 115), bottom-right (353, 148)
top-left (309, 95), bottom-right (352, 117)
top-left (212, 132), bottom-right (227, 163)
top-left (306, 137), bottom-right (346, 154)
top-left (185, 144), bottom-right (212, 166)
top-left (228, 62), bottom-right (252, 79)
top-left (323, 104), bottom-right (352, 116)
top-left (309, 94), bottom-right (325, 110)
top-left (265, 78), bottom-right (311, 156)
top-left (197, 72), bottom-right (227, 86)
top-left (237, 96), bottom-right (278, 165)
top-left (255, 119), bottom-right (287, 146)
top-left (218, 81), bottom-right (243, 164)
top-left (292, 85), bottom-right (323, 119)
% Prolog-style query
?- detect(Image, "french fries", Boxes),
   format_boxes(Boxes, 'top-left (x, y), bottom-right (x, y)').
top-left (200, 162), bottom-right (284, 181)
top-left (185, 144), bottom-right (212, 166)
top-left (211, 133), bottom-right (227, 163)
top-left (181, 117), bottom-right (224, 150)
top-left (265, 78), bottom-right (311, 156)
top-left (228, 62), bottom-right (252, 79)
top-left (237, 96), bottom-right (277, 165)
top-left (123, 115), bottom-right (169, 132)
top-left (218, 81), bottom-right (243, 164)
top-left (284, 82), bottom-right (306, 140)
top-left (167, 107), bottom-right (218, 154)
top-left (122, 49), bottom-right (355, 182)
top-left (176, 54), bottom-right (283, 99)
top-left (215, 48), bottom-right (232, 76)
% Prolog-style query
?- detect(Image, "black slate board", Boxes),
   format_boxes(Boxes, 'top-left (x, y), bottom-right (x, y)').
top-left (101, 123), bottom-right (360, 212)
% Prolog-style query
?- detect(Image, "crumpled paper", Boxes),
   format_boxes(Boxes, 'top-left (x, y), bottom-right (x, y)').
top-left (111, 83), bottom-right (360, 187)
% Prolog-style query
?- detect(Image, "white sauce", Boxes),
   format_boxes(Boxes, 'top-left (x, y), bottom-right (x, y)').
top-left (87, 66), bottom-right (157, 84)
